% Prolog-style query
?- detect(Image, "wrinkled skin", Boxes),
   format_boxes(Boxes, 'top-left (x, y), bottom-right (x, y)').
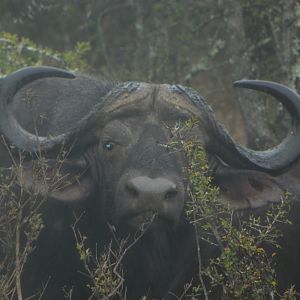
top-left (1, 68), bottom-right (300, 299)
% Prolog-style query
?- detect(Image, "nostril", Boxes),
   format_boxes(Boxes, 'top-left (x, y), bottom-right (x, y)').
top-left (164, 188), bottom-right (178, 201)
top-left (125, 182), bottom-right (139, 197)
top-left (125, 177), bottom-right (180, 201)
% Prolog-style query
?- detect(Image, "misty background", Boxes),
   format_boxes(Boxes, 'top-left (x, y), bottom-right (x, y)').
top-left (1, 0), bottom-right (299, 149)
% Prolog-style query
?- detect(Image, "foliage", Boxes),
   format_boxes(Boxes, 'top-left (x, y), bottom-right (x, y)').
top-left (0, 167), bottom-right (43, 299)
top-left (1, 1), bottom-right (299, 83)
top-left (0, 1), bottom-right (229, 82)
top-left (71, 211), bottom-right (157, 299)
top-left (237, 0), bottom-right (300, 148)
top-left (72, 223), bottom-right (124, 300)
top-left (0, 34), bottom-right (90, 297)
top-left (170, 119), bottom-right (296, 299)
top-left (241, 0), bottom-right (300, 82)
top-left (0, 31), bottom-right (90, 77)
top-left (0, 145), bottom-right (73, 299)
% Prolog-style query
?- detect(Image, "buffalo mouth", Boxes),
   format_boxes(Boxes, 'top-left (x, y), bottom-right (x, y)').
top-left (121, 210), bottom-right (158, 229)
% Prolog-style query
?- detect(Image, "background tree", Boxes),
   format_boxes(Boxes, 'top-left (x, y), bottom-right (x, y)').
top-left (1, 0), bottom-right (300, 146)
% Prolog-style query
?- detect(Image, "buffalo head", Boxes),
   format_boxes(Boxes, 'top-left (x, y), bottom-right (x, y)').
top-left (1, 66), bottom-right (300, 299)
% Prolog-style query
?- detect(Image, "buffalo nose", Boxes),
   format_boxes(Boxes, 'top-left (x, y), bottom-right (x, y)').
top-left (125, 176), bottom-right (178, 202)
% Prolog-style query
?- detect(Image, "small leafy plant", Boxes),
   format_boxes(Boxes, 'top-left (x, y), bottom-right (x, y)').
top-left (0, 32), bottom-right (91, 77)
top-left (0, 145), bottom-right (72, 299)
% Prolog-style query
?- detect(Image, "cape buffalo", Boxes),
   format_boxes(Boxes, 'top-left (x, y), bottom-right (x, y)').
top-left (1, 66), bottom-right (300, 299)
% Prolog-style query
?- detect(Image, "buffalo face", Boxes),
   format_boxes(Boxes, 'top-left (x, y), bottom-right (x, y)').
top-left (94, 89), bottom-right (192, 231)
top-left (101, 122), bottom-right (185, 229)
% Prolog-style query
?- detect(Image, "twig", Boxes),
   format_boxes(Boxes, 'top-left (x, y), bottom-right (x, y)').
top-left (15, 212), bottom-right (23, 300)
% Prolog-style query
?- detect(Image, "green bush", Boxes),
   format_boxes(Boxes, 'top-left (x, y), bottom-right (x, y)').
top-left (171, 119), bottom-right (296, 300)
top-left (0, 32), bottom-right (90, 77)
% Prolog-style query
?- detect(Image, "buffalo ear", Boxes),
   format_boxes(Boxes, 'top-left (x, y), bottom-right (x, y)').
top-left (19, 157), bottom-right (95, 202)
top-left (213, 168), bottom-right (284, 209)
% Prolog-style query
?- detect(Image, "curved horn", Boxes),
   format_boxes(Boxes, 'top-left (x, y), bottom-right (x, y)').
top-left (0, 66), bottom-right (75, 153)
top-left (210, 80), bottom-right (300, 173)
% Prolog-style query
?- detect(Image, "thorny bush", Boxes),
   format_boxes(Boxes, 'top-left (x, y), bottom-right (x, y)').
top-left (169, 119), bottom-right (297, 300)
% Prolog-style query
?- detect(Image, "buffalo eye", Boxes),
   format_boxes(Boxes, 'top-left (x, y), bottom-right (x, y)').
top-left (103, 141), bottom-right (115, 151)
